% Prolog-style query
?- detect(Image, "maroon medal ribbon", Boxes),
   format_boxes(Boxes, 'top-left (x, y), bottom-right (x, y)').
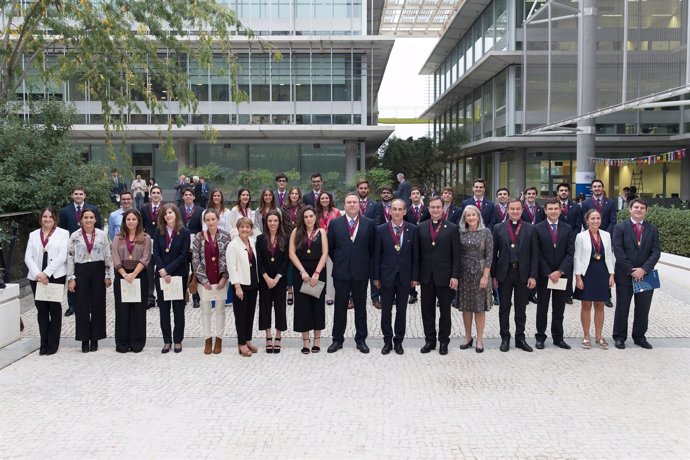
top-left (246, 244), bottom-right (255, 265)
top-left (412, 205), bottom-right (422, 222)
top-left (184, 205), bottom-right (194, 224)
top-left (306, 228), bottom-right (318, 253)
top-left (633, 222), bottom-right (643, 246)
top-left (165, 228), bottom-right (176, 252)
top-left (388, 221), bottom-right (404, 251)
top-left (320, 210), bottom-right (334, 231)
top-left (506, 220), bottom-right (522, 247)
top-left (125, 237), bottom-right (137, 258)
top-left (74, 206), bottom-right (82, 223)
top-left (429, 220), bottom-right (442, 246)
top-left (589, 230), bottom-right (601, 257)
top-left (547, 222), bottom-right (558, 248)
top-left (347, 215), bottom-right (360, 240)
top-left (238, 205), bottom-right (248, 218)
top-left (205, 231), bottom-right (219, 262)
top-left (359, 199), bottom-right (367, 215)
top-left (149, 203), bottom-right (159, 223)
top-left (82, 228), bottom-right (95, 256)
top-left (288, 206), bottom-right (298, 222)
top-left (496, 205), bottom-right (506, 223)
top-left (442, 206), bottom-right (450, 221)
top-left (524, 204), bottom-right (536, 223)
top-left (592, 197), bottom-right (604, 212)
top-left (268, 234), bottom-right (278, 260)
top-left (40, 227), bottom-right (55, 250)
top-left (382, 205), bottom-right (391, 222)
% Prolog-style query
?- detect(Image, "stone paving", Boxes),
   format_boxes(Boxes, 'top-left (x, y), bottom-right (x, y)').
top-left (2, 286), bottom-right (690, 458)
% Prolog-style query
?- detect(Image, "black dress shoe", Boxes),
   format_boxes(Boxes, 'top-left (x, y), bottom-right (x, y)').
top-left (634, 339), bottom-right (653, 349)
top-left (174, 343), bottom-right (182, 353)
top-left (147, 302), bottom-right (156, 310)
top-left (439, 343), bottom-right (449, 355)
top-left (381, 343), bottom-right (392, 355)
top-left (89, 340), bottom-right (98, 352)
top-left (515, 339), bottom-right (533, 352)
top-left (605, 299), bottom-right (614, 308)
top-left (394, 343), bottom-right (404, 355)
top-left (39, 348), bottom-right (47, 356)
top-left (65, 307), bottom-right (75, 317)
top-left (535, 341), bottom-right (545, 350)
top-left (614, 339), bottom-right (626, 349)
top-left (554, 340), bottom-right (571, 350)
top-left (327, 342), bottom-right (343, 353)
top-left (81, 341), bottom-right (89, 353)
top-left (193, 301), bottom-right (200, 309)
top-left (356, 342), bottom-right (370, 354)
top-left (499, 339), bottom-right (510, 352)
top-left (420, 342), bottom-right (436, 354)
top-left (459, 338), bottom-right (474, 350)
top-left (493, 297), bottom-right (499, 306)
top-left (408, 295), bottom-right (418, 304)
top-left (161, 343), bottom-right (172, 354)
top-left (475, 346), bottom-right (484, 353)
top-left (565, 297), bottom-right (573, 305)
top-left (529, 294), bottom-right (538, 304)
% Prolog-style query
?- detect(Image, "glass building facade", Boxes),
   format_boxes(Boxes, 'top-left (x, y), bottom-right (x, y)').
top-left (422, 0), bottom-right (690, 202)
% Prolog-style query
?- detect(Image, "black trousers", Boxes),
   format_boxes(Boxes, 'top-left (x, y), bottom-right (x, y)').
top-left (613, 284), bottom-right (654, 342)
top-left (258, 285), bottom-right (287, 331)
top-left (156, 274), bottom-right (188, 344)
top-left (114, 270), bottom-right (148, 352)
top-left (535, 277), bottom-right (566, 343)
top-left (380, 274), bottom-right (409, 344)
top-left (74, 262), bottom-right (107, 342)
top-left (420, 282), bottom-right (452, 344)
top-left (30, 277), bottom-right (64, 354)
top-left (67, 290), bottom-right (76, 310)
top-left (233, 286), bottom-right (258, 345)
top-left (332, 278), bottom-right (368, 344)
top-left (498, 267), bottom-right (529, 341)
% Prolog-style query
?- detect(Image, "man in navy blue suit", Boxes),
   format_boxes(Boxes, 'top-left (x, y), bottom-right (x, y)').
top-left (373, 199), bottom-right (419, 355)
top-left (556, 182), bottom-right (582, 304)
top-left (302, 172), bottom-right (324, 207)
top-left (581, 178), bottom-right (618, 308)
top-left (492, 187), bottom-right (511, 225)
top-left (109, 168), bottom-right (126, 204)
top-left (404, 186), bottom-right (429, 305)
top-left (357, 179), bottom-right (380, 221)
top-left (58, 184), bottom-right (103, 317)
top-left (612, 199), bottom-right (661, 350)
top-left (440, 186), bottom-right (462, 224)
top-left (461, 178), bottom-right (496, 231)
top-left (522, 186), bottom-right (544, 305)
top-left (142, 186), bottom-right (164, 309)
top-left (274, 173), bottom-right (289, 208)
top-left (181, 187), bottom-right (204, 308)
top-left (327, 192), bottom-right (376, 354)
top-left (395, 173), bottom-right (411, 207)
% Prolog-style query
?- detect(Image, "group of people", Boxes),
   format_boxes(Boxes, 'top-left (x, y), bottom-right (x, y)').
top-left (24, 174), bottom-right (660, 357)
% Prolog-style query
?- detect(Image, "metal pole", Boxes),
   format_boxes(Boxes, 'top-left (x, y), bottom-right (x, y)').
top-left (575, 0), bottom-right (598, 197)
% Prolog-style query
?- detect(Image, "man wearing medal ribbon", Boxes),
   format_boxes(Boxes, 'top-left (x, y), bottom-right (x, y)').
top-left (404, 186), bottom-right (429, 305)
top-left (142, 186), bottom-right (164, 309)
top-left (492, 198), bottom-right (538, 353)
top-left (556, 182), bottom-right (583, 305)
top-left (373, 199), bottom-right (419, 355)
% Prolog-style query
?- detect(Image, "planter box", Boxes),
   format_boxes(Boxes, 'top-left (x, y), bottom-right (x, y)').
top-left (0, 284), bottom-right (20, 348)
top-left (657, 253), bottom-right (690, 288)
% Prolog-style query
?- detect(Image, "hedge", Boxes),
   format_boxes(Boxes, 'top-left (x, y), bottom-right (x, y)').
top-left (618, 205), bottom-right (690, 257)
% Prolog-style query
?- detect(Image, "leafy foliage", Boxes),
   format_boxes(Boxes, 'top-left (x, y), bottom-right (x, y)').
top-left (618, 206), bottom-right (690, 257)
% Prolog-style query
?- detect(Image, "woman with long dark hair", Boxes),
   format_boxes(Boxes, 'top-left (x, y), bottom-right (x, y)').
top-left (256, 210), bottom-right (288, 353)
top-left (25, 207), bottom-right (69, 355)
top-left (202, 189), bottom-right (232, 232)
top-left (281, 186), bottom-right (303, 306)
top-left (254, 188), bottom-right (278, 234)
top-left (229, 188), bottom-right (261, 240)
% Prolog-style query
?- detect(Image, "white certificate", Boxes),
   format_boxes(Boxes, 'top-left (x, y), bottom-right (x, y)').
top-left (161, 276), bottom-right (184, 301)
top-left (547, 277), bottom-right (567, 290)
top-left (35, 282), bottom-right (64, 302)
top-left (199, 284), bottom-right (228, 303)
top-left (120, 278), bottom-right (142, 303)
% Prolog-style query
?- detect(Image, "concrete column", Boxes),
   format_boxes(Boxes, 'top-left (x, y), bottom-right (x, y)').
top-left (514, 149), bottom-right (526, 194)
top-left (681, 154), bottom-right (690, 200)
top-left (177, 139), bottom-right (190, 171)
top-left (345, 140), bottom-right (358, 183)
top-left (575, 0), bottom-right (598, 197)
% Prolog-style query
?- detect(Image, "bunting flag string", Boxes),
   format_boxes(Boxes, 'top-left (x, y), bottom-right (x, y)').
top-left (590, 148), bottom-right (686, 167)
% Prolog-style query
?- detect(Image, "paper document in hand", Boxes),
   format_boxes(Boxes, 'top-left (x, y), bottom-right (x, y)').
top-left (35, 282), bottom-right (65, 302)
top-left (199, 284), bottom-right (227, 303)
top-left (547, 277), bottom-right (567, 290)
top-left (120, 278), bottom-right (142, 303)
top-left (161, 276), bottom-right (184, 301)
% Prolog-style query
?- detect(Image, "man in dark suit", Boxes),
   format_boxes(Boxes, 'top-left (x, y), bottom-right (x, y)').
top-left (327, 192), bottom-right (376, 354)
top-left (556, 182), bottom-right (582, 304)
top-left (461, 178), bottom-right (496, 231)
top-left (534, 199), bottom-right (575, 349)
top-left (395, 173), bottom-right (411, 207)
top-left (59, 184), bottom-right (103, 317)
top-left (373, 199), bottom-right (419, 355)
top-left (522, 187), bottom-right (545, 224)
top-left (582, 178), bottom-right (618, 308)
top-left (417, 196), bottom-right (460, 355)
top-left (375, 186), bottom-right (394, 226)
top-left (492, 199), bottom-right (538, 352)
top-left (612, 199), bottom-right (661, 350)
top-left (357, 179), bottom-right (380, 222)
top-left (404, 186), bottom-right (430, 225)
top-left (109, 168), bottom-right (126, 204)
top-left (302, 172), bottom-right (323, 207)
top-left (142, 186), bottom-right (164, 309)
top-left (492, 187), bottom-right (511, 225)
top-left (440, 186), bottom-right (462, 224)
top-left (274, 173), bottom-right (289, 208)
top-left (181, 187), bottom-right (204, 308)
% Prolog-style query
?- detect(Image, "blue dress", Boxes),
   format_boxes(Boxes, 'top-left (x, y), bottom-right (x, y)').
top-left (574, 246), bottom-right (609, 302)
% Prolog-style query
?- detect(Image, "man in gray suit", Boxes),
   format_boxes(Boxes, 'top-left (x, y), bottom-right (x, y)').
top-left (395, 173), bottom-right (411, 207)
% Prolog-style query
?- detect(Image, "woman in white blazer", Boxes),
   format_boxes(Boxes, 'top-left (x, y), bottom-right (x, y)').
top-left (227, 217), bottom-right (260, 357)
top-left (574, 208), bottom-right (616, 350)
top-left (24, 207), bottom-right (69, 355)
top-left (227, 188), bottom-right (261, 240)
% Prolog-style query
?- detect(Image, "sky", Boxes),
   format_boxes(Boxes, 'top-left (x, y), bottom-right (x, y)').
top-left (377, 37), bottom-right (438, 140)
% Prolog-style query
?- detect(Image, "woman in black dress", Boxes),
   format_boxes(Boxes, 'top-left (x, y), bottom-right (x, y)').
top-left (281, 186), bottom-right (304, 306)
top-left (289, 206), bottom-right (328, 354)
top-left (256, 210), bottom-right (288, 353)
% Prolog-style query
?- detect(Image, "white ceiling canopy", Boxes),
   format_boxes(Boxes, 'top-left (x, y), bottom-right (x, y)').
top-left (379, 0), bottom-right (460, 36)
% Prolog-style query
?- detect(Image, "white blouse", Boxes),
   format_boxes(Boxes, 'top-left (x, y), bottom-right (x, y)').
top-left (228, 205), bottom-right (262, 240)
top-left (201, 208), bottom-right (233, 233)
top-left (67, 228), bottom-right (114, 280)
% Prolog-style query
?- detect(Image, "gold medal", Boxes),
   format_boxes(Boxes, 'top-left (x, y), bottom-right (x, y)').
top-left (165, 248), bottom-right (170, 253)
top-left (593, 254), bottom-right (601, 260)
top-left (432, 242), bottom-right (436, 246)
top-left (271, 257), bottom-right (275, 262)
top-left (43, 248), bottom-right (48, 253)
top-left (211, 257), bottom-right (216, 261)
top-left (350, 236), bottom-right (354, 241)
top-left (510, 244), bottom-right (515, 248)
top-left (307, 249), bottom-right (311, 254)
top-left (129, 255), bottom-right (133, 259)
top-left (553, 244), bottom-right (557, 248)
top-left (394, 244), bottom-right (400, 252)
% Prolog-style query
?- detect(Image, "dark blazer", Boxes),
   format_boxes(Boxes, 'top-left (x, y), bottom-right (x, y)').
top-left (416, 219), bottom-right (461, 286)
top-left (302, 191), bottom-right (322, 207)
top-left (110, 175), bottom-right (126, 197)
top-left (359, 198), bottom-right (380, 222)
top-left (612, 220), bottom-right (661, 286)
top-left (255, 233), bottom-right (289, 289)
top-left (461, 197), bottom-right (496, 231)
top-left (274, 189), bottom-right (288, 208)
top-left (534, 220), bottom-right (575, 278)
top-left (581, 196), bottom-right (617, 233)
top-left (491, 221), bottom-right (539, 283)
top-left (152, 227), bottom-right (191, 276)
top-left (142, 202), bottom-right (165, 236)
top-left (404, 204), bottom-right (430, 224)
top-left (59, 203), bottom-right (103, 235)
top-left (181, 204), bottom-right (204, 234)
top-left (492, 202), bottom-right (509, 225)
top-left (375, 201), bottom-right (393, 225)
top-left (443, 205), bottom-right (462, 224)
top-left (522, 202), bottom-right (545, 225)
top-left (327, 215), bottom-right (375, 281)
top-left (373, 222), bottom-right (419, 287)
top-left (395, 180), bottom-right (411, 207)
top-left (558, 199), bottom-right (582, 233)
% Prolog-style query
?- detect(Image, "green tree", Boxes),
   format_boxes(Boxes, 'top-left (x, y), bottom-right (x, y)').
top-left (0, 0), bottom-right (273, 159)
top-left (378, 128), bottom-right (469, 193)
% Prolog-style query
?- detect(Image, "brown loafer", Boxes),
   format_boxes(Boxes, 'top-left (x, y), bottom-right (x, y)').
top-left (246, 342), bottom-right (258, 353)
top-left (238, 345), bottom-right (252, 357)
top-left (213, 337), bottom-right (222, 354)
top-left (204, 338), bottom-right (213, 355)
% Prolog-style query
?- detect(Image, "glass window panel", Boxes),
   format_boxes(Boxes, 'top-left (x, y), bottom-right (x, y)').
top-left (296, 114), bottom-right (312, 124)
top-left (332, 55), bottom-right (351, 101)
top-left (250, 55), bottom-right (270, 101)
top-left (495, 0), bottom-right (507, 47)
top-left (196, 143), bottom-right (248, 172)
top-left (301, 143), bottom-right (346, 178)
top-left (294, 54), bottom-right (311, 101)
top-left (313, 114), bottom-right (331, 123)
top-left (315, 0), bottom-right (332, 18)
top-left (483, 4), bottom-right (495, 53)
top-left (296, 0), bottom-right (311, 17)
top-left (473, 22), bottom-right (483, 63)
top-left (249, 144), bottom-right (299, 172)
top-left (271, 57), bottom-right (291, 101)
top-left (312, 54), bottom-right (331, 101)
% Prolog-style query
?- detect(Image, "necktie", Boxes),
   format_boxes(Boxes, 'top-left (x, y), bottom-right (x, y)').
top-left (394, 225), bottom-right (400, 235)
top-left (476, 200), bottom-right (481, 209)
top-left (415, 206), bottom-right (419, 214)
top-left (597, 198), bottom-right (601, 206)
top-left (76, 205), bottom-right (81, 214)
top-left (186, 207), bottom-right (192, 216)
top-left (350, 218), bottom-right (355, 226)
top-left (551, 223), bottom-right (557, 232)
top-left (279, 192), bottom-right (284, 204)
top-left (153, 206), bottom-right (157, 214)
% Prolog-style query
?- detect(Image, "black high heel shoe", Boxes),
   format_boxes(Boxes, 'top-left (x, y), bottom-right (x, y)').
top-left (475, 345), bottom-right (484, 353)
top-left (301, 339), bottom-right (310, 354)
top-left (459, 338), bottom-right (474, 350)
top-left (82, 341), bottom-right (89, 353)
top-left (89, 340), bottom-right (98, 352)
top-left (273, 337), bottom-right (282, 354)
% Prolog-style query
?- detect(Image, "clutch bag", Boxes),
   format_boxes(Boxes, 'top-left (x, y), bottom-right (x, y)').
top-left (300, 280), bottom-right (325, 298)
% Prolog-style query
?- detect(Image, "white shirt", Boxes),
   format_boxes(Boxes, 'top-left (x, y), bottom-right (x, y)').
top-left (344, 213), bottom-right (360, 240)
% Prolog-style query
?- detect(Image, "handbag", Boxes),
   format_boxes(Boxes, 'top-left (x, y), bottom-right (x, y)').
top-left (187, 273), bottom-right (198, 295)
top-left (299, 280), bottom-right (325, 298)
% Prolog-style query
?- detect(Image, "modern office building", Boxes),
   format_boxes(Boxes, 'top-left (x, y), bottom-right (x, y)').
top-left (11, 0), bottom-right (395, 189)
top-left (421, 0), bottom-right (690, 202)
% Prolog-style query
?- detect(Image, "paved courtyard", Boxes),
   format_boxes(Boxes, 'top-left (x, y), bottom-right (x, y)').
top-left (2, 286), bottom-right (690, 458)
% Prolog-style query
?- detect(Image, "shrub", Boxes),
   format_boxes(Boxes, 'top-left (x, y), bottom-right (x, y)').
top-left (618, 205), bottom-right (690, 257)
